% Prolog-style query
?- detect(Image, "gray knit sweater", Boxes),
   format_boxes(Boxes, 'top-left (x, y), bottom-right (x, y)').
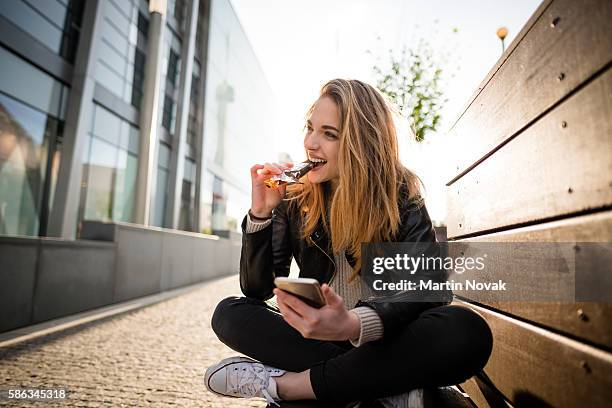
top-left (245, 213), bottom-right (384, 347)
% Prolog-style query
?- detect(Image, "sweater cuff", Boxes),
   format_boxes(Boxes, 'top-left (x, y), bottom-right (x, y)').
top-left (245, 213), bottom-right (272, 233)
top-left (349, 306), bottom-right (384, 347)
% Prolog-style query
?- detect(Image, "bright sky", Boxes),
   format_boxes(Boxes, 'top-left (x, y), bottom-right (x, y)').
top-left (229, 0), bottom-right (541, 223)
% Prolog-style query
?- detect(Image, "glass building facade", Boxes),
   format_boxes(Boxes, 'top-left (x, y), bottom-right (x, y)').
top-left (0, 0), bottom-right (275, 239)
top-left (0, 0), bottom-right (84, 63)
top-left (201, 0), bottom-right (275, 235)
top-left (79, 104), bottom-right (139, 224)
top-left (0, 1), bottom-right (78, 236)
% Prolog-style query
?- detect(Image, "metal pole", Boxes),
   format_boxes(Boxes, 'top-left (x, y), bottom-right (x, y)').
top-left (496, 27), bottom-right (508, 55)
top-left (134, 7), bottom-right (167, 226)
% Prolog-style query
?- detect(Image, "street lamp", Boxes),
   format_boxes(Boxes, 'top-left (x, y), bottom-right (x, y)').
top-left (497, 27), bottom-right (508, 53)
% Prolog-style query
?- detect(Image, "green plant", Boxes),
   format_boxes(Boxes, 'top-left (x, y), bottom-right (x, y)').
top-left (370, 32), bottom-right (457, 142)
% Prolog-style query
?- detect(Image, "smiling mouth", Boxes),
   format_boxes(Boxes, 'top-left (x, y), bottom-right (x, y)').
top-left (309, 159), bottom-right (327, 168)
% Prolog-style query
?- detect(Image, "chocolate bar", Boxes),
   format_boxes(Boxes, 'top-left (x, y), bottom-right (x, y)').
top-left (264, 160), bottom-right (323, 188)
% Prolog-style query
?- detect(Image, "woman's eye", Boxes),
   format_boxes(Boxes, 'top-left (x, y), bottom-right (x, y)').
top-left (325, 132), bottom-right (337, 139)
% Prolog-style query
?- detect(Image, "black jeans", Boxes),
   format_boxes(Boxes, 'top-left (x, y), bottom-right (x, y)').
top-left (211, 296), bottom-right (493, 405)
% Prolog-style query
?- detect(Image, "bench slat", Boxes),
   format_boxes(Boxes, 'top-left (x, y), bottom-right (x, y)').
top-left (447, 0), bottom-right (612, 185)
top-left (447, 211), bottom-right (612, 348)
top-left (459, 376), bottom-right (512, 408)
top-left (447, 67), bottom-right (612, 238)
top-left (449, 0), bottom-right (553, 134)
top-left (453, 300), bottom-right (612, 408)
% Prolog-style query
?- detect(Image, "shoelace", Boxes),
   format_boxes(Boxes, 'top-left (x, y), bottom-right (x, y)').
top-left (228, 362), bottom-right (280, 407)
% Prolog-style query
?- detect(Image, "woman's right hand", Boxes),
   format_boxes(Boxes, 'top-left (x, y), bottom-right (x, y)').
top-left (250, 162), bottom-right (293, 218)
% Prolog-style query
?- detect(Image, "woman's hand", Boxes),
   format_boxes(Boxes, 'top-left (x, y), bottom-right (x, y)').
top-left (250, 162), bottom-right (293, 218)
top-left (273, 283), bottom-right (361, 342)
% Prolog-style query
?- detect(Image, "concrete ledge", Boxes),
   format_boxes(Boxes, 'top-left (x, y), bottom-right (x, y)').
top-left (0, 222), bottom-right (241, 334)
top-left (113, 225), bottom-right (164, 301)
top-left (0, 236), bottom-right (116, 332)
top-left (0, 238), bottom-right (38, 332)
top-left (33, 239), bottom-right (116, 323)
top-left (81, 221), bottom-right (237, 300)
top-left (82, 221), bottom-right (240, 300)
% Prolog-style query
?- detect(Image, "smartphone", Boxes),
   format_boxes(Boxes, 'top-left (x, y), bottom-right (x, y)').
top-left (274, 277), bottom-right (326, 308)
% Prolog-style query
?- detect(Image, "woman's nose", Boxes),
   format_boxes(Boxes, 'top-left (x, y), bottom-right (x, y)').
top-left (304, 132), bottom-right (319, 150)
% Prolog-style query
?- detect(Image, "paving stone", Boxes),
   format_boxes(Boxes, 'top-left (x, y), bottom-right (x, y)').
top-left (0, 275), bottom-right (267, 407)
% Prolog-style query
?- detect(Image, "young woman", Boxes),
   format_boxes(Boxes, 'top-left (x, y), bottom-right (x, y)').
top-left (205, 79), bottom-right (493, 407)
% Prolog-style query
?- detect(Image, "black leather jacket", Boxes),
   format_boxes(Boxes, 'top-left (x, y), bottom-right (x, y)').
top-left (239, 190), bottom-right (451, 338)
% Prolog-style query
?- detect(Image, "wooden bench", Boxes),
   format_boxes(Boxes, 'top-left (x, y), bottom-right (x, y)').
top-left (275, 386), bottom-right (473, 407)
top-left (445, 0), bottom-right (612, 406)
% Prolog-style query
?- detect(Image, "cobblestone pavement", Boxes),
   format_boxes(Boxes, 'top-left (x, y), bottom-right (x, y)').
top-left (0, 275), bottom-right (268, 407)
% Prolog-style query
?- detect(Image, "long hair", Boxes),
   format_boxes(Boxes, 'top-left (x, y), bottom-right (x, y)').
top-left (286, 79), bottom-right (423, 282)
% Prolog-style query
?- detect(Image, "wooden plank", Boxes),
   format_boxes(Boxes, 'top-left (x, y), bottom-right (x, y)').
top-left (448, 211), bottom-right (612, 348)
top-left (459, 376), bottom-right (512, 408)
top-left (450, 0), bottom-right (553, 137)
top-left (447, 0), bottom-right (612, 184)
top-left (447, 68), bottom-right (612, 238)
top-left (450, 211), bottom-right (612, 243)
top-left (477, 301), bottom-right (612, 350)
top-left (453, 300), bottom-right (612, 408)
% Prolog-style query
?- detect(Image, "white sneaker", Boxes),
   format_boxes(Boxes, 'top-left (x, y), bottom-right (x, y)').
top-left (377, 388), bottom-right (424, 408)
top-left (204, 356), bottom-right (286, 407)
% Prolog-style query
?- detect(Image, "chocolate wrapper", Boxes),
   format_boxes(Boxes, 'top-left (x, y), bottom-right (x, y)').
top-left (264, 161), bottom-right (316, 188)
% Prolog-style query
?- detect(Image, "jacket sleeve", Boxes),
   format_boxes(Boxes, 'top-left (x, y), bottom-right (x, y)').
top-left (239, 200), bottom-right (293, 300)
top-left (354, 199), bottom-right (452, 338)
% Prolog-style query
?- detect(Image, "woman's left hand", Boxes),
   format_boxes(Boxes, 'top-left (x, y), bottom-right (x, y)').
top-left (273, 283), bottom-right (361, 341)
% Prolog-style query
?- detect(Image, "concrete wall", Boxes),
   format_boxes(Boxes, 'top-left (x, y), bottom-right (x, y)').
top-left (0, 236), bottom-right (115, 332)
top-left (0, 236), bottom-right (39, 332)
top-left (80, 221), bottom-right (241, 301)
top-left (0, 222), bottom-right (241, 333)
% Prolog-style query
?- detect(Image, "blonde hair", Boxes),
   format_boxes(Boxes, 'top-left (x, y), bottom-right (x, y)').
top-left (287, 79), bottom-right (423, 282)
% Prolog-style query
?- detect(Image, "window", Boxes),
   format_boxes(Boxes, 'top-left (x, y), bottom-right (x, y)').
top-left (187, 60), bottom-right (200, 153)
top-left (0, 47), bottom-right (69, 120)
top-left (83, 137), bottom-right (117, 221)
top-left (137, 12), bottom-right (149, 37)
top-left (61, 0), bottom-right (85, 63)
top-left (167, 50), bottom-right (180, 88)
top-left (162, 95), bottom-right (174, 133)
top-left (0, 0), bottom-right (84, 63)
top-left (190, 72), bottom-right (200, 104)
top-left (113, 150), bottom-right (138, 222)
top-left (78, 104), bottom-right (139, 225)
top-left (175, 0), bottom-right (186, 30)
top-left (0, 92), bottom-right (62, 236)
top-left (186, 112), bottom-right (197, 150)
top-left (179, 158), bottom-right (196, 231)
top-left (152, 142), bottom-right (171, 227)
top-left (131, 49), bottom-right (146, 109)
top-left (0, 48), bottom-right (68, 237)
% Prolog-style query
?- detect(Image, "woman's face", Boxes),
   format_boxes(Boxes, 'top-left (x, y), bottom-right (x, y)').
top-left (304, 96), bottom-right (341, 186)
